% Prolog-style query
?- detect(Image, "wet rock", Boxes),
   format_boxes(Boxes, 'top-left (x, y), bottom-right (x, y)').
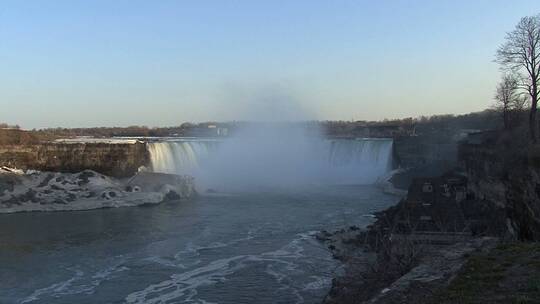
top-left (101, 190), bottom-right (120, 200)
top-left (19, 189), bottom-right (38, 203)
top-left (37, 173), bottom-right (54, 187)
top-left (77, 170), bottom-right (95, 186)
top-left (125, 185), bottom-right (141, 193)
top-left (127, 172), bottom-right (196, 198)
top-left (164, 190), bottom-right (181, 201)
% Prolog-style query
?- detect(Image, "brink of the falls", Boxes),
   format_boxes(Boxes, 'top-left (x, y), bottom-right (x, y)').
top-left (148, 137), bottom-right (393, 190)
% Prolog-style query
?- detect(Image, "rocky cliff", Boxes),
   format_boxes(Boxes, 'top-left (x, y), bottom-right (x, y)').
top-left (0, 142), bottom-right (149, 177)
top-left (458, 132), bottom-right (540, 240)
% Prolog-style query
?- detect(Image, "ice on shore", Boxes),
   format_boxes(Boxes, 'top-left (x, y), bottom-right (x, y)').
top-left (0, 168), bottom-right (195, 213)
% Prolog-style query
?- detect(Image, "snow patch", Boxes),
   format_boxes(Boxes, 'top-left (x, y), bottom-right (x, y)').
top-left (0, 170), bottom-right (195, 213)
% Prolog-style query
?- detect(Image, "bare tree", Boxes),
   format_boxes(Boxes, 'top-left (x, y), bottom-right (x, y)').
top-left (494, 74), bottom-right (519, 129)
top-left (496, 14), bottom-right (540, 141)
top-left (514, 94), bottom-right (530, 112)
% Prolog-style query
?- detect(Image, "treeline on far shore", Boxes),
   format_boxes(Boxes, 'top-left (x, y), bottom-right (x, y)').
top-left (0, 109), bottom-right (508, 145)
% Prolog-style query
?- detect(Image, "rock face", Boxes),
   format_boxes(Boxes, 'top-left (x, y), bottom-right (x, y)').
top-left (0, 142), bottom-right (148, 177)
top-left (320, 222), bottom-right (498, 304)
top-left (322, 131), bottom-right (534, 304)
top-left (459, 135), bottom-right (540, 240)
top-left (127, 172), bottom-right (196, 199)
top-left (321, 160), bottom-right (507, 304)
top-left (0, 168), bottom-right (195, 213)
top-left (390, 136), bottom-right (461, 192)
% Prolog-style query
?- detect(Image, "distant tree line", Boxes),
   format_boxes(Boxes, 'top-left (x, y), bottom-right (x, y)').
top-left (0, 128), bottom-right (42, 145)
top-left (0, 112), bottom-right (505, 145)
top-left (34, 123), bottom-right (202, 138)
top-left (323, 110), bottom-right (502, 138)
top-left (0, 123), bottom-right (20, 129)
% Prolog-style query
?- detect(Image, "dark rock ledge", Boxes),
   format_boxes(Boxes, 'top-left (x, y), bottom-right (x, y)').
top-left (319, 171), bottom-right (503, 304)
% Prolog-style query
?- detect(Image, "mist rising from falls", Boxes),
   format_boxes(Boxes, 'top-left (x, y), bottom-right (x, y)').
top-left (148, 125), bottom-right (393, 191)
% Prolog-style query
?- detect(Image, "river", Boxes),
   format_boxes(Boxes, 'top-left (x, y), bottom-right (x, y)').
top-left (0, 185), bottom-right (398, 304)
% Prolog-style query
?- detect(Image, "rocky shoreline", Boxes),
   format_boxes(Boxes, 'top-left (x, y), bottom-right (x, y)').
top-left (317, 223), bottom-right (497, 304)
top-left (317, 129), bottom-right (540, 303)
top-left (0, 167), bottom-right (195, 213)
top-left (317, 161), bottom-right (505, 303)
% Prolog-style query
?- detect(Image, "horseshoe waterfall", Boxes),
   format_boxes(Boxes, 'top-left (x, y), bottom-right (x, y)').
top-left (147, 138), bottom-right (394, 188)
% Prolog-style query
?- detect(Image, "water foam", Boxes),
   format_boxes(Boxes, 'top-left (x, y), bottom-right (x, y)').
top-left (125, 231), bottom-right (331, 304)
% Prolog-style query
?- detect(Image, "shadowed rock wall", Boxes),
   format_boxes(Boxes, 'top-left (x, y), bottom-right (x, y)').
top-left (0, 142), bottom-right (149, 177)
top-left (393, 136), bottom-right (458, 168)
top-left (459, 134), bottom-right (540, 241)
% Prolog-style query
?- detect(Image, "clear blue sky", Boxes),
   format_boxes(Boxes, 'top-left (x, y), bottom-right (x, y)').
top-left (1, 0), bottom-right (539, 128)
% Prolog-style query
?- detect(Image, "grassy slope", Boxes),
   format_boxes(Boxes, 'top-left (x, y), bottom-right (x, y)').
top-left (430, 243), bottom-right (540, 304)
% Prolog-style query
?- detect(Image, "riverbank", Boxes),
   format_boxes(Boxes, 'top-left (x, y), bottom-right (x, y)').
top-left (0, 167), bottom-right (195, 213)
top-left (318, 225), bottom-right (497, 304)
top-left (320, 224), bottom-right (540, 304)
top-left (317, 187), bottom-right (501, 304)
top-left (319, 129), bottom-right (540, 303)
top-left (317, 152), bottom-right (494, 303)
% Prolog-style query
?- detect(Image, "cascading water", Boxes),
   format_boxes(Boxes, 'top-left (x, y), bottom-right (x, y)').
top-left (148, 140), bottom-right (219, 175)
top-left (147, 137), bottom-right (394, 188)
top-left (325, 138), bottom-right (393, 183)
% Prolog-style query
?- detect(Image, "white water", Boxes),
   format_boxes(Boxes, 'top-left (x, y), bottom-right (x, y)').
top-left (147, 140), bottom-right (219, 175)
top-left (148, 137), bottom-right (393, 189)
top-left (325, 138), bottom-right (394, 183)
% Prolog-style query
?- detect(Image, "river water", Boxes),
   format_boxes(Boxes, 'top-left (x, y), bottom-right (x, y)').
top-left (0, 185), bottom-right (398, 304)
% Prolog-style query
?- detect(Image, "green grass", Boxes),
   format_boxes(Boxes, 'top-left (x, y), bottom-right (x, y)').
top-left (429, 242), bottom-right (540, 304)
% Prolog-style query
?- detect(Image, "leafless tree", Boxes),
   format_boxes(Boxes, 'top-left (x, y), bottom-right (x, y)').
top-left (514, 94), bottom-right (530, 112)
top-left (494, 74), bottom-right (519, 129)
top-left (496, 14), bottom-right (540, 141)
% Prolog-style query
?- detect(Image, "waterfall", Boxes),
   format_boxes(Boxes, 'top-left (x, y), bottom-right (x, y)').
top-left (147, 138), bottom-right (393, 186)
top-left (147, 140), bottom-right (219, 175)
top-left (325, 139), bottom-right (394, 184)
top-left (327, 139), bottom-right (393, 171)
